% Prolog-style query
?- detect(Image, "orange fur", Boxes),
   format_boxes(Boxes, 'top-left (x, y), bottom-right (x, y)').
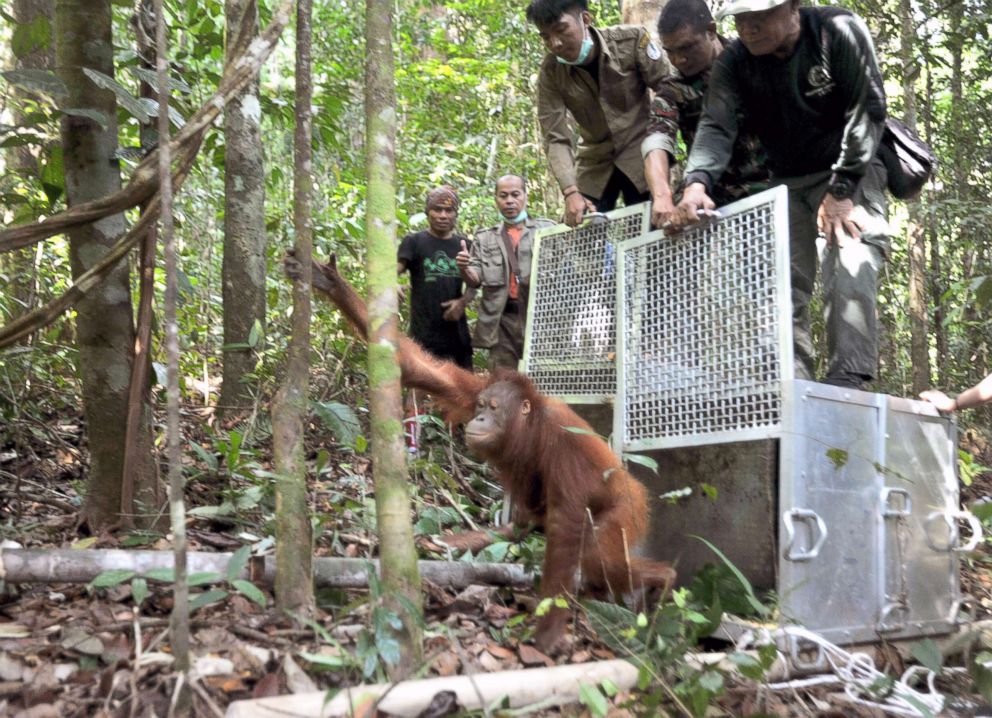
top-left (303, 256), bottom-right (675, 653)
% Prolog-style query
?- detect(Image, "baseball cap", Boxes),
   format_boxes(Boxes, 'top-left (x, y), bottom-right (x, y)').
top-left (717, 0), bottom-right (788, 19)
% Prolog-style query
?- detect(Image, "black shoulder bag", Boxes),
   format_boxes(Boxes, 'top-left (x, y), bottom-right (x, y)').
top-left (819, 19), bottom-right (937, 200)
top-left (877, 118), bottom-right (937, 200)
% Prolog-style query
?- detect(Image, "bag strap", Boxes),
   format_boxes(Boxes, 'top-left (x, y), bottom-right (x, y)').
top-left (499, 224), bottom-right (521, 284)
top-left (820, 21), bottom-right (831, 76)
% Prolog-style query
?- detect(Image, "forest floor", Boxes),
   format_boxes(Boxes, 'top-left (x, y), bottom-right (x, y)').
top-left (1, 407), bottom-right (992, 717)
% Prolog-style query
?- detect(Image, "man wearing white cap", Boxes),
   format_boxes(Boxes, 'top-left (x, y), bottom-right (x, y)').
top-left (672, 0), bottom-right (890, 390)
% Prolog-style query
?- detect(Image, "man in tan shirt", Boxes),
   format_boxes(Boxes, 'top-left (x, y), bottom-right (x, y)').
top-left (527, 0), bottom-right (670, 226)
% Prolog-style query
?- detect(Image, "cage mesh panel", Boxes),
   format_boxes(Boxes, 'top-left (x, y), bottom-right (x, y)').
top-left (526, 213), bottom-right (641, 397)
top-left (623, 199), bottom-right (782, 444)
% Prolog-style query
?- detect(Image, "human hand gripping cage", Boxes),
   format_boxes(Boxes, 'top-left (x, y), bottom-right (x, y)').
top-left (521, 187), bottom-right (793, 451)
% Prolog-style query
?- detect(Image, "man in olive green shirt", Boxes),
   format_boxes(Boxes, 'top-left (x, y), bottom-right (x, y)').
top-left (527, 0), bottom-right (670, 226)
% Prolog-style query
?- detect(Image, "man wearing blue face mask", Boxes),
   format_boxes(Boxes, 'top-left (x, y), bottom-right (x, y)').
top-left (456, 175), bottom-right (556, 369)
top-left (527, 0), bottom-right (671, 226)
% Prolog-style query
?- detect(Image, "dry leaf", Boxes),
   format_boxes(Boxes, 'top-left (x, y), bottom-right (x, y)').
top-left (351, 695), bottom-right (380, 718)
top-left (432, 652), bottom-right (460, 677)
top-left (0, 624), bottom-right (29, 639)
top-left (477, 650), bottom-right (502, 672)
top-left (0, 654), bottom-right (24, 682)
top-left (469, 642), bottom-right (487, 656)
top-left (518, 644), bottom-right (554, 667)
top-left (60, 628), bottom-right (103, 656)
top-left (193, 655), bottom-right (235, 678)
top-left (483, 604), bottom-right (518, 621)
top-left (203, 675), bottom-right (247, 693)
top-left (282, 654), bottom-right (317, 694)
top-left (231, 644), bottom-right (268, 675)
top-left (251, 671), bottom-right (281, 699)
top-left (103, 633), bottom-right (130, 663)
top-left (486, 645), bottom-right (514, 660)
top-left (12, 703), bottom-right (58, 718)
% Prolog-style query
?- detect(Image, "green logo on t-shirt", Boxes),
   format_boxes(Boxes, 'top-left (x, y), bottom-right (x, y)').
top-left (424, 251), bottom-right (460, 282)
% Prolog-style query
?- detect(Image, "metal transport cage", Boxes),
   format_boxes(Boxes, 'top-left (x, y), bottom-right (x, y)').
top-left (520, 187), bottom-right (976, 645)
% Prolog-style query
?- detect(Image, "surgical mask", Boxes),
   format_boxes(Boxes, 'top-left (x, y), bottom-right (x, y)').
top-left (502, 209), bottom-right (528, 225)
top-left (556, 28), bottom-right (594, 65)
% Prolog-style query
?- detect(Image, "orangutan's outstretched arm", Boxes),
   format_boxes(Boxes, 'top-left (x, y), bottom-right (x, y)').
top-left (285, 253), bottom-right (486, 423)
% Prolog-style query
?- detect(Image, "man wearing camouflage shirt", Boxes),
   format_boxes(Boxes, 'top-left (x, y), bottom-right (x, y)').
top-left (456, 175), bottom-right (556, 370)
top-left (527, 0), bottom-right (670, 226)
top-left (673, 0), bottom-right (889, 389)
top-left (641, 0), bottom-right (767, 228)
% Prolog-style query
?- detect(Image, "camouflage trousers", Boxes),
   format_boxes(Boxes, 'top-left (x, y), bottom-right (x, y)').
top-left (776, 157), bottom-right (890, 385)
top-left (488, 310), bottom-right (525, 371)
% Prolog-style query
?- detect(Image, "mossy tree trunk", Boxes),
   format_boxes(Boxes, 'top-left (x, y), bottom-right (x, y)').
top-left (271, 0), bottom-right (315, 620)
top-left (365, 0), bottom-right (423, 678)
top-left (4, 0), bottom-right (53, 320)
top-left (55, 0), bottom-right (157, 530)
top-left (219, 0), bottom-right (267, 418)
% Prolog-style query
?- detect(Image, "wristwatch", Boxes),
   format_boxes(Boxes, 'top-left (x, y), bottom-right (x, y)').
top-left (827, 175), bottom-right (857, 200)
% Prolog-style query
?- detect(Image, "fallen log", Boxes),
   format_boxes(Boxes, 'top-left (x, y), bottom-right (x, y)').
top-left (223, 659), bottom-right (639, 717)
top-left (0, 548), bottom-right (533, 590)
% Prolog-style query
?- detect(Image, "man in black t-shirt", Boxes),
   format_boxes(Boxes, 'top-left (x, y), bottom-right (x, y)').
top-left (397, 186), bottom-right (474, 451)
top-left (397, 186), bottom-right (473, 369)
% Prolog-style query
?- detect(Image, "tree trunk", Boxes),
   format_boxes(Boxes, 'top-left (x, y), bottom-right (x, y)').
top-left (12, 0), bottom-right (54, 173)
top-left (365, 0), bottom-right (423, 678)
top-left (621, 0), bottom-right (664, 43)
top-left (945, 1), bottom-right (980, 385)
top-left (55, 0), bottom-right (154, 530)
top-left (152, 0), bottom-right (191, 702)
top-left (899, 0), bottom-right (929, 395)
top-left (271, 0), bottom-right (315, 620)
top-left (1, 549), bottom-right (534, 589)
top-left (5, 0), bottom-right (54, 319)
top-left (924, 60), bottom-right (945, 384)
top-left (219, 0), bottom-right (267, 417)
top-left (118, 0), bottom-right (164, 531)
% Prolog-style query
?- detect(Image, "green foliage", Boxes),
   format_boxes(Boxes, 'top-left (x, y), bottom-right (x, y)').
top-left (624, 452), bottom-right (659, 475)
top-left (11, 13), bottom-right (51, 59)
top-left (910, 638), bottom-right (944, 675)
top-left (89, 543), bottom-right (268, 612)
top-left (89, 569), bottom-right (136, 588)
top-left (584, 580), bottom-right (777, 718)
top-left (412, 506), bottom-right (462, 534)
top-left (826, 448), bottom-right (850, 469)
top-left (578, 680), bottom-right (611, 717)
top-left (312, 400), bottom-right (363, 450)
top-left (959, 449), bottom-right (990, 488)
top-left (690, 535), bottom-right (770, 618)
top-left (351, 563), bottom-right (426, 680)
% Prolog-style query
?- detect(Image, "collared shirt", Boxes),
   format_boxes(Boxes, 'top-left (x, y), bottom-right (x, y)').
top-left (640, 36), bottom-right (768, 204)
top-left (685, 7), bottom-right (886, 191)
top-left (467, 217), bottom-right (556, 349)
top-left (536, 25), bottom-right (670, 198)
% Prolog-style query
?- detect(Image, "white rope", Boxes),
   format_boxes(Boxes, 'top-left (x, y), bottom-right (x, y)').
top-left (736, 625), bottom-right (945, 717)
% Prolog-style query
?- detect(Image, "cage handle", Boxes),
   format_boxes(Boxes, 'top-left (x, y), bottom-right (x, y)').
top-left (782, 508), bottom-right (828, 562)
top-left (880, 487), bottom-right (912, 517)
top-left (924, 510), bottom-right (983, 553)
